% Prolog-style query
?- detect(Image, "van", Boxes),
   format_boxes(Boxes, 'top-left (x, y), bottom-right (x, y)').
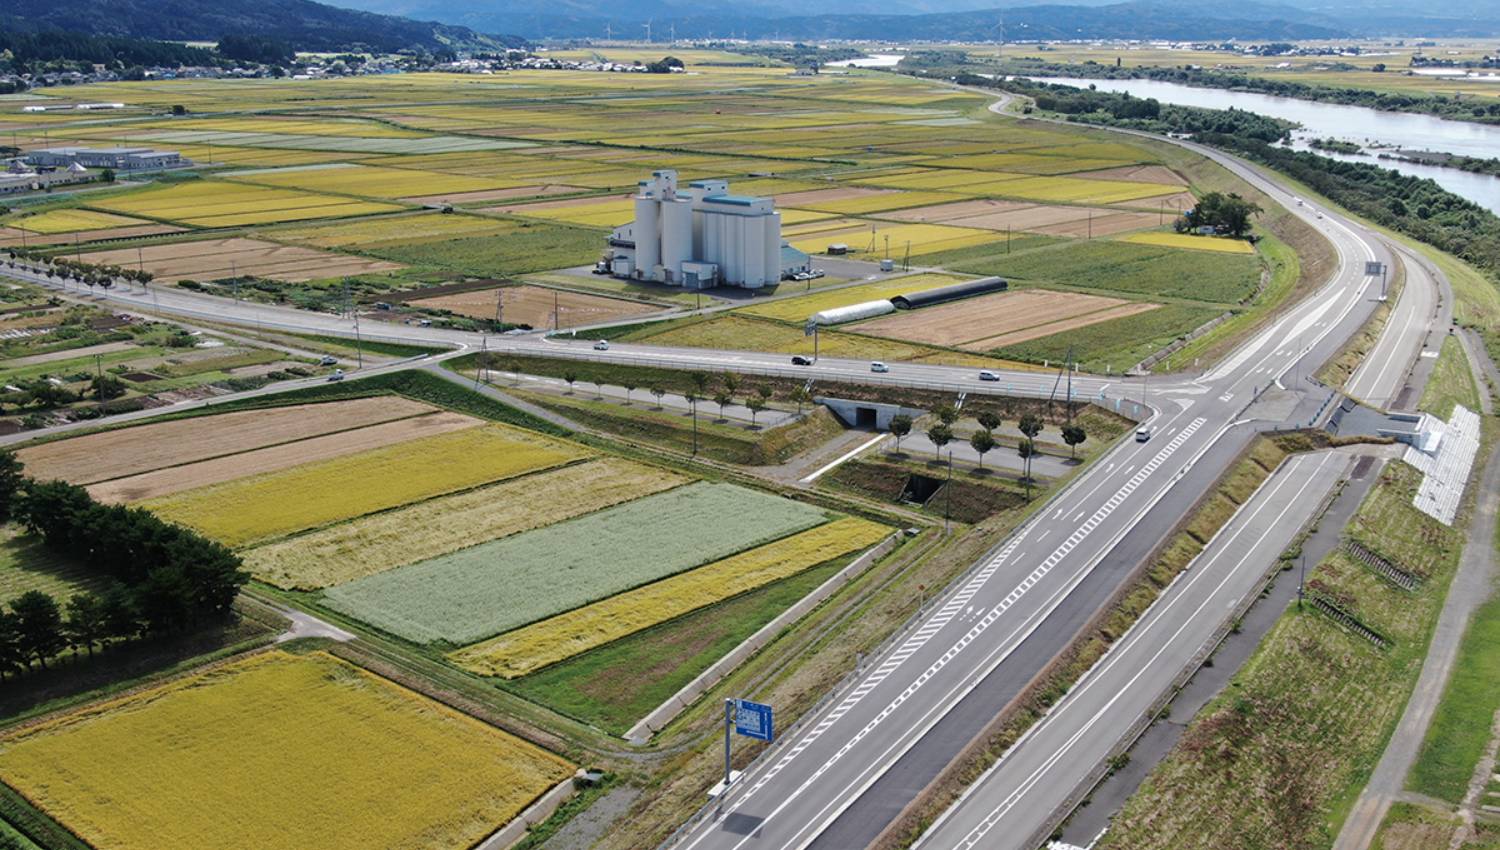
top-left (1136, 426), bottom-right (1151, 442)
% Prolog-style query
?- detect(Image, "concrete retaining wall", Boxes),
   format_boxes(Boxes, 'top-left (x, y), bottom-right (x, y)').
top-left (476, 770), bottom-right (584, 850)
top-left (625, 534), bottom-right (901, 743)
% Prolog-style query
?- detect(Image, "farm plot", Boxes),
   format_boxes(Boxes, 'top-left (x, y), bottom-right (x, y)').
top-left (231, 163), bottom-right (511, 200)
top-left (781, 189), bottom-right (966, 216)
top-left (852, 289), bottom-right (1161, 351)
top-left (78, 238), bottom-right (402, 283)
top-left (15, 396), bottom-right (435, 484)
top-left (1076, 164), bottom-right (1186, 185)
top-left (89, 411), bottom-right (481, 503)
top-left (9, 209), bottom-right (147, 234)
top-left (408, 284), bottom-right (661, 328)
top-left (89, 181), bottom-right (402, 228)
top-left (362, 218), bottom-right (601, 277)
top-left (0, 651), bottom-right (573, 850)
top-left (880, 198), bottom-right (1161, 237)
top-left (738, 273), bottom-right (965, 322)
top-left (453, 517), bottom-right (889, 678)
top-left (322, 482), bottom-right (831, 645)
top-left (247, 457), bottom-right (687, 590)
top-left (0, 526), bottom-right (97, 605)
top-left (271, 212), bottom-right (513, 250)
top-left (142, 424), bottom-right (587, 547)
top-left (489, 195), bottom-right (635, 228)
top-left (783, 218), bottom-right (1000, 258)
top-left (1120, 231), bottom-right (1256, 253)
top-left (0, 222), bottom-right (183, 248)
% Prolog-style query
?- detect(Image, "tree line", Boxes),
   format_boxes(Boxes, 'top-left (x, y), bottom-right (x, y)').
top-left (0, 29), bottom-right (218, 73)
top-left (0, 450), bottom-right (248, 678)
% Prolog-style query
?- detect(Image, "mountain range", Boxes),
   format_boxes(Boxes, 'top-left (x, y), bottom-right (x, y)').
top-left (2, 0), bottom-right (526, 55)
top-left (329, 0), bottom-right (1500, 39)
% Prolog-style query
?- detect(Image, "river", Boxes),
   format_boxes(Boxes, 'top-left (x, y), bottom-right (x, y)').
top-left (1036, 76), bottom-right (1500, 213)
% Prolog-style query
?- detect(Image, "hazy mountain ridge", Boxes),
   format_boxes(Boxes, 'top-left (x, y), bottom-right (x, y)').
top-left (326, 0), bottom-right (1500, 39)
top-left (2, 0), bottom-right (527, 55)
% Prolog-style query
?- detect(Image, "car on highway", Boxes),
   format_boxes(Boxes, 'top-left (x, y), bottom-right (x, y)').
top-left (593, 340), bottom-right (610, 350)
top-left (1136, 426), bottom-right (1152, 442)
top-left (791, 355), bottom-right (813, 366)
top-left (870, 361), bottom-right (889, 373)
top-left (978, 370), bottom-right (1000, 382)
top-left (327, 370), bottom-right (345, 382)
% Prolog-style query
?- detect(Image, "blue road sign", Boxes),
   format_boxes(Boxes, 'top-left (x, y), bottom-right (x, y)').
top-left (733, 699), bottom-right (774, 742)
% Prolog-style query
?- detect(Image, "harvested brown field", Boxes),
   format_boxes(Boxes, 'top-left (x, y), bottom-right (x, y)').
top-left (409, 284), bottom-right (661, 329)
top-left (880, 198), bottom-right (1159, 237)
top-left (1076, 164), bottom-right (1185, 185)
top-left (88, 411), bottom-right (480, 503)
top-left (402, 184), bottom-right (582, 204)
top-left (485, 193), bottom-right (631, 215)
top-left (77, 238), bottom-right (402, 283)
top-left (774, 186), bottom-right (896, 207)
top-left (0, 224), bottom-right (183, 247)
top-left (2, 341), bottom-right (136, 369)
top-left (16, 396), bottom-right (434, 484)
top-left (852, 289), bottom-right (1160, 351)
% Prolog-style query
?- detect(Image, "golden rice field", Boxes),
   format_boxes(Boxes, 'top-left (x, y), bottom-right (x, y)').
top-left (132, 116), bottom-right (427, 138)
top-left (90, 180), bottom-right (402, 228)
top-left (738, 272), bottom-right (966, 322)
top-left (246, 457), bottom-right (687, 590)
top-left (142, 424), bottom-right (587, 547)
top-left (271, 211), bottom-right (514, 249)
top-left (791, 190), bottom-right (968, 216)
top-left (1120, 231), bottom-right (1257, 253)
top-left (499, 196), bottom-right (636, 228)
top-left (452, 517), bottom-right (889, 678)
top-left (784, 218), bottom-right (1000, 258)
top-left (0, 651), bottom-right (573, 850)
top-left (10, 209), bottom-right (145, 234)
top-left (233, 163), bottom-right (509, 199)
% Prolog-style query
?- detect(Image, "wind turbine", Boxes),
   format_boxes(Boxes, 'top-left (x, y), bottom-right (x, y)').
top-left (643, 20), bottom-right (652, 42)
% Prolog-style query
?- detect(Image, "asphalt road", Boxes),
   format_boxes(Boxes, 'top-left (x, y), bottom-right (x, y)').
top-left (917, 451), bottom-right (1350, 850)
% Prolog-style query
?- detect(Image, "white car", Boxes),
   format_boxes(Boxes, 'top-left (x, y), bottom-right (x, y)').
top-left (327, 370), bottom-right (345, 382)
top-left (978, 370), bottom-right (1000, 382)
top-left (1136, 426), bottom-right (1152, 442)
top-left (593, 340), bottom-right (610, 350)
top-left (870, 361), bottom-right (889, 373)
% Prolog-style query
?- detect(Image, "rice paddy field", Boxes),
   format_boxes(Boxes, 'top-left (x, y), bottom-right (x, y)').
top-left (0, 52), bottom-right (1250, 350)
top-left (0, 651), bottom-right (573, 850)
top-left (13, 385), bottom-right (893, 734)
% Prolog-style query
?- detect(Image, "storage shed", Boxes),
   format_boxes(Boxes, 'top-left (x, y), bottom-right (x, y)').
top-left (891, 276), bottom-right (1007, 309)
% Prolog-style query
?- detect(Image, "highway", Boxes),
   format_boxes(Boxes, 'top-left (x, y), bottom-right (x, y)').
top-left (916, 451), bottom-right (1351, 850)
top-left (0, 93), bottom-right (1442, 850)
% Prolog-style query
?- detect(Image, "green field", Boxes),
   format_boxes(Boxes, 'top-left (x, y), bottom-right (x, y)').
top-left (1407, 590), bottom-right (1500, 803)
top-left (992, 302), bottom-right (1224, 372)
top-left (939, 239), bottom-right (1262, 305)
top-left (0, 527), bottom-right (97, 606)
top-left (360, 219), bottom-right (602, 277)
top-left (1419, 335), bottom-right (1483, 420)
top-left (321, 482), bottom-right (831, 644)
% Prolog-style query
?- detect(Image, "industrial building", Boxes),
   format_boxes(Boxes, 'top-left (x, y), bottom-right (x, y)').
top-left (605, 170), bottom-right (809, 289)
top-left (26, 147), bottom-right (185, 171)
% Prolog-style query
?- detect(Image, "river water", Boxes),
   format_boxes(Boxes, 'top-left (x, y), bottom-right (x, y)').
top-left (1037, 76), bottom-right (1500, 213)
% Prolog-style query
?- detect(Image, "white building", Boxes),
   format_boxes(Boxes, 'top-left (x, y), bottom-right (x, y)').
top-left (26, 147), bottom-right (184, 171)
top-left (606, 170), bottom-right (807, 289)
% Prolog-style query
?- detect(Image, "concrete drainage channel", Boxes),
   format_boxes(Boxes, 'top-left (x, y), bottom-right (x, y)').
top-left (1053, 452), bottom-right (1388, 848)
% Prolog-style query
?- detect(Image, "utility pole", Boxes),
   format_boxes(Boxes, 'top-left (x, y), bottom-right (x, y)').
top-left (475, 335), bottom-right (487, 389)
top-left (553, 288), bottom-right (560, 332)
top-left (1297, 553), bottom-right (1306, 609)
top-left (723, 699), bottom-right (733, 795)
top-left (95, 353), bottom-right (104, 402)
top-left (944, 450), bottom-right (953, 533)
top-left (1066, 346), bottom-right (1075, 424)
top-left (353, 309), bottom-right (364, 370)
top-left (691, 395), bottom-right (699, 456)
top-left (494, 286), bottom-right (503, 326)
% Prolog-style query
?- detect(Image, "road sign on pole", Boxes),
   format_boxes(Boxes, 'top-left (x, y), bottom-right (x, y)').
top-left (733, 699), bottom-right (774, 742)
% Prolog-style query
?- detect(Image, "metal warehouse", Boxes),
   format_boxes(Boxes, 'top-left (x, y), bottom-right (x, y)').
top-left (605, 170), bottom-right (810, 289)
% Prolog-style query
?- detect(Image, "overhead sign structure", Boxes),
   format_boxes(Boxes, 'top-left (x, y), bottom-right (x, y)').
top-left (733, 699), bottom-right (774, 742)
